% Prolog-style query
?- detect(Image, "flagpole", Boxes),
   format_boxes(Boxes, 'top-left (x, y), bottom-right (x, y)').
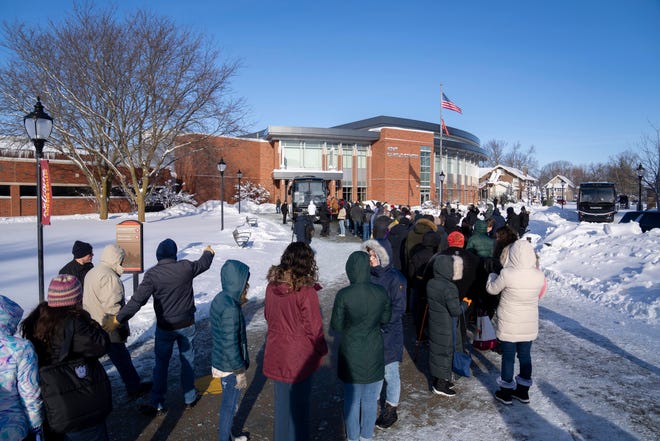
top-left (439, 83), bottom-right (443, 211)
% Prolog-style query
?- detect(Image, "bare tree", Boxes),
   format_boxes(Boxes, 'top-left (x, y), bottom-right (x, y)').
top-left (0, 4), bottom-right (246, 220)
top-left (638, 123), bottom-right (660, 209)
top-left (503, 142), bottom-right (538, 175)
top-left (480, 139), bottom-right (507, 166)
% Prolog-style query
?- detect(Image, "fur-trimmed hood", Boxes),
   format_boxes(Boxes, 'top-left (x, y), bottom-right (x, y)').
top-left (362, 239), bottom-right (391, 267)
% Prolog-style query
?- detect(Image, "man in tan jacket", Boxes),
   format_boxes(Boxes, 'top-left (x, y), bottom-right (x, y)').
top-left (84, 244), bottom-right (151, 400)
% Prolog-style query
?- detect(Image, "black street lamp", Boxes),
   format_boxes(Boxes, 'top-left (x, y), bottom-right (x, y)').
top-left (438, 171), bottom-right (445, 210)
top-left (217, 158), bottom-right (226, 230)
top-left (560, 181), bottom-right (565, 210)
top-left (24, 97), bottom-right (54, 303)
top-left (237, 169), bottom-right (243, 214)
top-left (636, 163), bottom-right (645, 211)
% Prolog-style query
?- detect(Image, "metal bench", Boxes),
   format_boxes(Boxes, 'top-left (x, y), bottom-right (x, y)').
top-left (246, 215), bottom-right (258, 227)
top-left (232, 225), bottom-right (251, 247)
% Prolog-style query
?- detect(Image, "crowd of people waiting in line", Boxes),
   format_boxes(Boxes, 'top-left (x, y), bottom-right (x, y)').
top-left (1, 196), bottom-right (544, 441)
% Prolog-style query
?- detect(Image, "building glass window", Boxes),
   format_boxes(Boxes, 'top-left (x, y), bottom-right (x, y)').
top-left (342, 143), bottom-right (353, 186)
top-left (357, 187), bottom-right (367, 203)
top-left (357, 144), bottom-right (368, 187)
top-left (327, 142), bottom-right (338, 169)
top-left (282, 140), bottom-right (322, 169)
top-left (420, 146), bottom-right (431, 190)
top-left (342, 186), bottom-right (352, 201)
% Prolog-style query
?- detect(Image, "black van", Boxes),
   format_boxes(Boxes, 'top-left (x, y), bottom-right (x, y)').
top-left (577, 182), bottom-right (617, 223)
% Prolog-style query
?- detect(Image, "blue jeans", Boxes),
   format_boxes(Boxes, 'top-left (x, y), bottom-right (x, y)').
top-left (353, 221), bottom-right (362, 236)
top-left (338, 219), bottom-right (346, 235)
top-left (343, 380), bottom-right (383, 441)
top-left (219, 374), bottom-right (242, 441)
top-left (107, 342), bottom-right (141, 395)
top-left (383, 362), bottom-right (400, 406)
top-left (499, 340), bottom-right (532, 386)
top-left (362, 224), bottom-right (371, 241)
top-left (64, 422), bottom-right (108, 441)
top-left (273, 378), bottom-right (311, 441)
top-left (151, 324), bottom-right (197, 408)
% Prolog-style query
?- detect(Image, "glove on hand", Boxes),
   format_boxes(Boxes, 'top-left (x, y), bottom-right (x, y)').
top-left (462, 297), bottom-right (473, 307)
top-left (204, 245), bottom-right (215, 255)
top-left (102, 314), bottom-right (120, 333)
top-left (236, 372), bottom-right (247, 390)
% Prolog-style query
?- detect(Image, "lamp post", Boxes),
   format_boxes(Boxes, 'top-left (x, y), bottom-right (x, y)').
top-left (217, 158), bottom-right (226, 230)
top-left (438, 171), bottom-right (445, 210)
top-left (24, 97), bottom-right (54, 303)
top-left (560, 181), bottom-right (565, 209)
top-left (636, 163), bottom-right (644, 211)
top-left (237, 169), bottom-right (243, 214)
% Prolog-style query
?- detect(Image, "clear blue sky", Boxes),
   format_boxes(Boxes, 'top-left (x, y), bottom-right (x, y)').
top-left (2, 0), bottom-right (659, 168)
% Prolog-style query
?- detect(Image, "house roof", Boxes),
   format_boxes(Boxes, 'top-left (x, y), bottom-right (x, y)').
top-left (479, 164), bottom-right (537, 182)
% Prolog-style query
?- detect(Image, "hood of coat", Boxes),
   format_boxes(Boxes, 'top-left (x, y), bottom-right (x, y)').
top-left (504, 239), bottom-right (538, 270)
top-left (0, 294), bottom-right (23, 336)
top-left (413, 217), bottom-right (438, 234)
top-left (421, 231), bottom-right (441, 249)
top-left (346, 251), bottom-right (371, 284)
top-left (221, 259), bottom-right (250, 302)
top-left (100, 244), bottom-right (125, 276)
top-left (433, 254), bottom-right (463, 281)
top-left (361, 239), bottom-right (391, 268)
top-left (474, 219), bottom-right (488, 234)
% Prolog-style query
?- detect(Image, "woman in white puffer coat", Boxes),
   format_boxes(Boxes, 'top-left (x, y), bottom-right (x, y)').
top-left (486, 238), bottom-right (546, 405)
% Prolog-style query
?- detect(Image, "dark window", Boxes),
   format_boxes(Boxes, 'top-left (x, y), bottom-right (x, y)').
top-left (0, 185), bottom-right (9, 197)
top-left (20, 185), bottom-right (36, 197)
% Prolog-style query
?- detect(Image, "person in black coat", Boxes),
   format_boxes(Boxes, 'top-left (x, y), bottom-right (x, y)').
top-left (489, 208), bottom-right (506, 238)
top-left (281, 201), bottom-right (289, 224)
top-left (506, 207), bottom-right (521, 238)
top-left (519, 206), bottom-right (530, 237)
top-left (407, 231), bottom-right (442, 338)
top-left (59, 240), bottom-right (94, 289)
top-left (387, 217), bottom-right (411, 272)
top-left (113, 239), bottom-right (215, 415)
top-left (293, 213), bottom-right (314, 245)
top-left (319, 203), bottom-right (331, 237)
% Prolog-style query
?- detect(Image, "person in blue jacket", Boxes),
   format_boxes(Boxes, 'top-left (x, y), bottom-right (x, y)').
top-left (211, 260), bottom-right (250, 441)
top-left (362, 239), bottom-right (407, 430)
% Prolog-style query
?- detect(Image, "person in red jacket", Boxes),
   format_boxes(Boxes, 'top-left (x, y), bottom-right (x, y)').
top-left (263, 242), bottom-right (328, 441)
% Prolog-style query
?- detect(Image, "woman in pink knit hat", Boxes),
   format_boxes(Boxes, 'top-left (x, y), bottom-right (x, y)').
top-left (22, 274), bottom-right (111, 441)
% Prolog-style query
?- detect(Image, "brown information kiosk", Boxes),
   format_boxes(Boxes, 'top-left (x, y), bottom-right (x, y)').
top-left (116, 220), bottom-right (144, 292)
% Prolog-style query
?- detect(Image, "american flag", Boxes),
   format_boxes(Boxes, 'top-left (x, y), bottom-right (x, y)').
top-left (442, 93), bottom-right (462, 114)
top-left (441, 118), bottom-right (450, 136)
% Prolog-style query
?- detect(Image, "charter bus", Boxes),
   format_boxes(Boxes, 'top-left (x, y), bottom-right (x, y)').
top-left (577, 182), bottom-right (617, 223)
top-left (288, 176), bottom-right (328, 221)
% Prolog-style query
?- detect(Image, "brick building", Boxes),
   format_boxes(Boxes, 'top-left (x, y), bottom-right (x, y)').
top-left (176, 116), bottom-right (487, 207)
top-left (1, 116), bottom-right (486, 217)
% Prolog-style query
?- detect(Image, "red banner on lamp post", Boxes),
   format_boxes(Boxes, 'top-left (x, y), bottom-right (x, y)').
top-left (40, 159), bottom-right (52, 225)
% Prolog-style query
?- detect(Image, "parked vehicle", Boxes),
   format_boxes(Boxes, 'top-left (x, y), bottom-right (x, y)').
top-left (577, 182), bottom-right (617, 223)
top-left (619, 210), bottom-right (660, 233)
top-left (288, 176), bottom-right (328, 221)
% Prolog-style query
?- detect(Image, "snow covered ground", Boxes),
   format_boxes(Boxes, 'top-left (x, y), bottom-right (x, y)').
top-left (1, 201), bottom-right (658, 440)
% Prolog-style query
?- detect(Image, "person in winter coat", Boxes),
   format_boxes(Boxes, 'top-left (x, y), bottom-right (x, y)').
top-left (488, 208), bottom-right (506, 238)
top-left (337, 204), bottom-right (347, 236)
top-left (519, 206), bottom-right (530, 237)
top-left (0, 295), bottom-right (42, 441)
top-left (263, 242), bottom-right (328, 441)
top-left (404, 216), bottom-right (438, 269)
top-left (331, 251), bottom-right (391, 441)
top-left (387, 217), bottom-right (411, 272)
top-left (486, 239), bottom-right (546, 405)
top-left (362, 204), bottom-right (374, 240)
top-left (211, 260), bottom-right (251, 441)
top-left (506, 207), bottom-right (521, 238)
top-left (293, 212), bottom-right (314, 245)
top-left (59, 240), bottom-right (94, 289)
top-left (426, 255), bottom-right (467, 396)
top-left (281, 201), bottom-right (289, 224)
top-left (275, 197), bottom-right (281, 214)
top-left (318, 202), bottom-right (331, 237)
top-left (466, 219), bottom-right (494, 258)
top-left (350, 203), bottom-right (364, 237)
top-left (22, 275), bottom-right (111, 440)
top-left (84, 244), bottom-right (150, 400)
top-left (362, 239), bottom-right (407, 429)
top-left (112, 239), bottom-right (215, 415)
top-left (407, 231), bottom-right (442, 338)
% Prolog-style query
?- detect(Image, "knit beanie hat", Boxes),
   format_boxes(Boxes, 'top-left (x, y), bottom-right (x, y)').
top-left (72, 240), bottom-right (93, 259)
top-left (47, 274), bottom-right (83, 308)
top-left (156, 238), bottom-right (178, 261)
top-left (447, 231), bottom-right (465, 248)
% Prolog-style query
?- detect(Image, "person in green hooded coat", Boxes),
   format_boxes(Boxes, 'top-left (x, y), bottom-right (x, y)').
top-left (331, 251), bottom-right (391, 441)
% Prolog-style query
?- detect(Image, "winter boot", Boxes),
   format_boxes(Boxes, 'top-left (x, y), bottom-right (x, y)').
top-left (432, 378), bottom-right (456, 396)
top-left (512, 385), bottom-right (530, 403)
top-left (375, 402), bottom-right (398, 429)
top-left (495, 388), bottom-right (513, 405)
